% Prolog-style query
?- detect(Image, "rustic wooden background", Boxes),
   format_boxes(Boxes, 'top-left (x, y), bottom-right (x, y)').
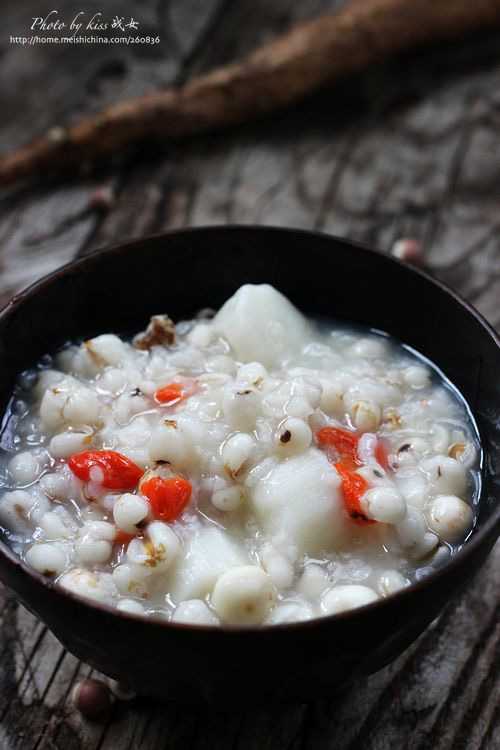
top-left (1, 1), bottom-right (499, 747)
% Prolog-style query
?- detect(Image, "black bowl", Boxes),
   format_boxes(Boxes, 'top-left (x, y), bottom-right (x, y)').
top-left (0, 226), bottom-right (499, 704)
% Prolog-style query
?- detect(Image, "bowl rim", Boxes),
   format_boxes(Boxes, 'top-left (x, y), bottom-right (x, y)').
top-left (1, 224), bottom-right (499, 634)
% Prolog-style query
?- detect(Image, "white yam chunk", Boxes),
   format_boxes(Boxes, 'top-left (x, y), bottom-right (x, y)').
top-left (166, 526), bottom-right (247, 602)
top-left (187, 322), bottom-right (213, 348)
top-left (250, 448), bottom-right (347, 557)
top-left (206, 355), bottom-right (236, 376)
top-left (212, 284), bottom-right (311, 368)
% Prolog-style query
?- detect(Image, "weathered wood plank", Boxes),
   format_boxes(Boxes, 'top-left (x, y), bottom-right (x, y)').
top-left (0, 0), bottom-right (230, 303)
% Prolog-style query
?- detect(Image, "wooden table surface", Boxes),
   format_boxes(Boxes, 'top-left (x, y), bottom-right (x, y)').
top-left (1, 1), bottom-right (499, 747)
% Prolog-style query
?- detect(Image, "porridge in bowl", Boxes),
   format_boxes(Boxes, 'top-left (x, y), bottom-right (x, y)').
top-left (0, 285), bottom-right (480, 625)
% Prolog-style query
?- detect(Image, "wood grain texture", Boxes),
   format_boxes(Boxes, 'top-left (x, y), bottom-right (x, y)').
top-left (3, 0), bottom-right (500, 187)
top-left (0, 0), bottom-right (499, 747)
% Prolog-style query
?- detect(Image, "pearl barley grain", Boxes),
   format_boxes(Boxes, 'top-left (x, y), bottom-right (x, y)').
top-left (298, 564), bottom-right (329, 600)
top-left (212, 485), bottom-right (244, 512)
top-left (361, 487), bottom-right (406, 524)
top-left (86, 334), bottom-right (127, 367)
top-left (49, 431), bottom-right (90, 459)
top-left (112, 564), bottom-right (148, 597)
top-left (237, 362), bottom-right (267, 387)
top-left (352, 400), bottom-right (381, 432)
top-left (60, 569), bottom-right (117, 603)
top-left (319, 380), bottom-right (344, 416)
top-left (131, 522), bottom-right (181, 572)
top-left (427, 495), bottom-right (473, 543)
top-left (9, 451), bottom-right (43, 485)
top-left (172, 600), bottom-right (219, 625)
top-left (76, 536), bottom-right (112, 566)
top-left (351, 338), bottom-right (387, 359)
top-left (39, 471), bottom-right (73, 501)
top-left (40, 509), bottom-right (76, 539)
top-left (149, 423), bottom-right (192, 468)
top-left (261, 544), bottom-right (294, 589)
top-left (84, 521), bottom-right (116, 541)
top-left (420, 456), bottom-right (467, 497)
top-left (40, 388), bottom-right (67, 430)
top-left (212, 566), bottom-right (276, 625)
top-left (403, 366), bottom-right (430, 389)
top-left (62, 387), bottom-right (101, 426)
top-left (267, 601), bottom-right (314, 623)
top-left (0, 490), bottom-right (40, 534)
top-left (25, 543), bottom-right (66, 576)
top-left (377, 570), bottom-right (409, 597)
top-left (396, 507), bottom-right (439, 559)
top-left (222, 386), bottom-right (260, 431)
top-left (113, 493), bottom-right (149, 533)
top-left (116, 599), bottom-right (145, 615)
top-left (222, 433), bottom-right (255, 479)
top-left (275, 417), bottom-right (312, 456)
top-left (321, 585), bottom-right (378, 615)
